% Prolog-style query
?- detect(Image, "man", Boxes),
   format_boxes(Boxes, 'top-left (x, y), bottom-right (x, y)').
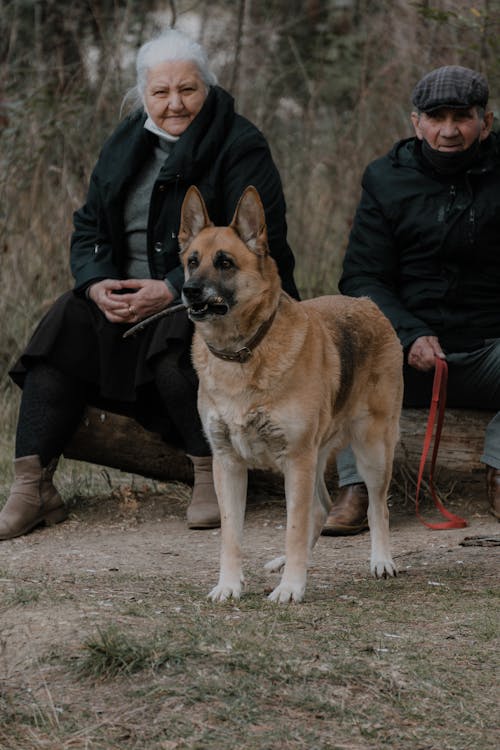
top-left (322, 65), bottom-right (500, 535)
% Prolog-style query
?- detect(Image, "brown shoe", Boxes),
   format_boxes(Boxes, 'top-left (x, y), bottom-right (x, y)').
top-left (186, 455), bottom-right (221, 529)
top-left (485, 465), bottom-right (500, 520)
top-left (0, 455), bottom-right (68, 540)
top-left (321, 482), bottom-right (369, 536)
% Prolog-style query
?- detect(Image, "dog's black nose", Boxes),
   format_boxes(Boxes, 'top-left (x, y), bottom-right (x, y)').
top-left (182, 279), bottom-right (203, 302)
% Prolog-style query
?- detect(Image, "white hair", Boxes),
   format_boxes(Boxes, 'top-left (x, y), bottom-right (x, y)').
top-left (121, 28), bottom-right (217, 115)
top-left (136, 29), bottom-right (217, 98)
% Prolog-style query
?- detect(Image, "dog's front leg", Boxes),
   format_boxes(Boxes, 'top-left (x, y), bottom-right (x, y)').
top-left (208, 455), bottom-right (248, 602)
top-left (268, 458), bottom-right (316, 603)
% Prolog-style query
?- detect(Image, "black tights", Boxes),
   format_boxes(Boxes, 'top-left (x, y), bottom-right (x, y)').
top-left (15, 356), bottom-right (210, 466)
top-left (151, 353), bottom-right (210, 457)
top-left (15, 363), bottom-right (87, 466)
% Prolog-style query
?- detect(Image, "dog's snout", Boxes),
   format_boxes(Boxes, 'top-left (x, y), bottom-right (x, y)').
top-left (182, 278), bottom-right (204, 301)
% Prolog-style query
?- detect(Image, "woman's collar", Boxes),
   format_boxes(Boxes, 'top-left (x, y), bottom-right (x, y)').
top-left (143, 116), bottom-right (180, 143)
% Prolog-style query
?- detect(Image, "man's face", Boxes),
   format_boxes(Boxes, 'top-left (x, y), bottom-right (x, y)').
top-left (411, 106), bottom-right (493, 151)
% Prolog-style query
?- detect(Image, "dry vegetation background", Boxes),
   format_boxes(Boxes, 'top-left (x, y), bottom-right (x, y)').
top-left (1, 3), bottom-right (500, 749)
top-left (1, 0), bottom-right (500, 455)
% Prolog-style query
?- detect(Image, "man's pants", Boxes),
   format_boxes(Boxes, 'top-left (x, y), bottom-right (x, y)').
top-left (336, 339), bottom-right (500, 486)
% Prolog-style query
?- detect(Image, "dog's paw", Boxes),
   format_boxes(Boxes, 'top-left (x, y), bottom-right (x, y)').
top-left (264, 555), bottom-right (286, 573)
top-left (267, 581), bottom-right (305, 604)
top-left (208, 582), bottom-right (242, 602)
top-left (371, 558), bottom-right (398, 579)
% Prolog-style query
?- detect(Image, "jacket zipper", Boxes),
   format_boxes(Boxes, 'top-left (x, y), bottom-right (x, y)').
top-left (440, 176), bottom-right (474, 254)
top-left (444, 184), bottom-right (456, 218)
top-left (468, 206), bottom-right (475, 245)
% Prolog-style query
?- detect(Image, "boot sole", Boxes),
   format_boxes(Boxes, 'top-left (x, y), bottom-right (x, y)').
top-left (0, 506), bottom-right (69, 541)
top-left (321, 521), bottom-right (369, 536)
top-left (187, 521), bottom-right (221, 530)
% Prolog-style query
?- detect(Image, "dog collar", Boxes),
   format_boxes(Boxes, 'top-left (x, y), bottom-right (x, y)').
top-left (206, 308), bottom-right (278, 364)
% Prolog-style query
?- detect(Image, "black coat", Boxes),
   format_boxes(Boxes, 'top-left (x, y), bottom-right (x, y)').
top-left (11, 86), bottom-right (298, 417)
top-left (340, 132), bottom-right (500, 352)
top-left (71, 85), bottom-right (298, 299)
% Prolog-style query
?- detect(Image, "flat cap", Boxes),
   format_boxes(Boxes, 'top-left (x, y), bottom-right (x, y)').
top-left (412, 65), bottom-right (489, 113)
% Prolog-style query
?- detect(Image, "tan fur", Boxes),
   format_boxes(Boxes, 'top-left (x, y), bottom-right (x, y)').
top-left (179, 186), bottom-right (403, 603)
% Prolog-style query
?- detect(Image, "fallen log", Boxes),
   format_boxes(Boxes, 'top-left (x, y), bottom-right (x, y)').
top-left (64, 406), bottom-right (494, 488)
top-left (63, 407), bottom-right (286, 494)
top-left (397, 407), bottom-right (492, 473)
top-left (65, 408), bottom-right (193, 483)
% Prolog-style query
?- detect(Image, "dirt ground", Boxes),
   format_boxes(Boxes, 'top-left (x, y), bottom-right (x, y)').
top-left (1, 468), bottom-right (497, 597)
top-left (0, 468), bottom-right (499, 749)
top-left (2, 470), bottom-right (497, 606)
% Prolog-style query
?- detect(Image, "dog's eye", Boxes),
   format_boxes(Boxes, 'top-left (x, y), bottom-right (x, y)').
top-left (215, 256), bottom-right (234, 270)
top-left (187, 257), bottom-right (199, 269)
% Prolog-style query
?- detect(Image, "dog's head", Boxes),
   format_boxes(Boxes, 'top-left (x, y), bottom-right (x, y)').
top-left (179, 185), bottom-right (278, 322)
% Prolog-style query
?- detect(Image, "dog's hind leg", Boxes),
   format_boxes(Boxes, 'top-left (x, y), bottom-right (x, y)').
top-left (267, 454), bottom-right (316, 603)
top-left (353, 430), bottom-right (397, 579)
top-left (310, 449), bottom-right (332, 548)
top-left (208, 455), bottom-right (248, 602)
top-left (263, 555), bottom-right (286, 573)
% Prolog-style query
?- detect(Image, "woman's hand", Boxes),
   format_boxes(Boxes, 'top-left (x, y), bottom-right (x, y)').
top-left (88, 279), bottom-right (175, 324)
top-left (407, 335), bottom-right (446, 371)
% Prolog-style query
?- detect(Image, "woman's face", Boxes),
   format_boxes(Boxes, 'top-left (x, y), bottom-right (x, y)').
top-left (144, 60), bottom-right (208, 136)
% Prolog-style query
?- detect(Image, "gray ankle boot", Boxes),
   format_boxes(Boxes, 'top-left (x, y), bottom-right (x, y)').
top-left (0, 455), bottom-right (68, 540)
top-left (186, 455), bottom-right (220, 529)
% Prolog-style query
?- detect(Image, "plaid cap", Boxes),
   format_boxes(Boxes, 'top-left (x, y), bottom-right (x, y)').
top-left (412, 66), bottom-right (489, 113)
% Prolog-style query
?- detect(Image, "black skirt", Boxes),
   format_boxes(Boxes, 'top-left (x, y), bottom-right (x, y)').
top-left (9, 290), bottom-right (195, 436)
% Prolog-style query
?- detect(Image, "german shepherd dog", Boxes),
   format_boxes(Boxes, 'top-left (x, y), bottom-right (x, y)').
top-left (179, 186), bottom-right (403, 603)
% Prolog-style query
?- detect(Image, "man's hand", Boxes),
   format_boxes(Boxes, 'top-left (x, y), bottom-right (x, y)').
top-left (88, 279), bottom-right (175, 324)
top-left (407, 335), bottom-right (446, 371)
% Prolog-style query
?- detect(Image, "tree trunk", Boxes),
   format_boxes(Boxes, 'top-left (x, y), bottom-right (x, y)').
top-left (64, 406), bottom-right (493, 491)
top-left (397, 407), bottom-right (491, 472)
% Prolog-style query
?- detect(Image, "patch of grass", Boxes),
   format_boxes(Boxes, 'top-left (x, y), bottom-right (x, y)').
top-left (6, 587), bottom-right (40, 606)
top-left (120, 602), bottom-right (151, 618)
top-left (76, 625), bottom-right (198, 680)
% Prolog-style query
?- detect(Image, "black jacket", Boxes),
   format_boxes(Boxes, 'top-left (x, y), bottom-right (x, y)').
top-left (339, 132), bottom-right (500, 351)
top-left (71, 85), bottom-right (298, 299)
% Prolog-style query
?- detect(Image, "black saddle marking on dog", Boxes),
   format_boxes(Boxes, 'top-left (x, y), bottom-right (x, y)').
top-left (334, 322), bottom-right (358, 413)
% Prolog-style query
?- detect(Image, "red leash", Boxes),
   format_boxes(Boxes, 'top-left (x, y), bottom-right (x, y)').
top-left (415, 356), bottom-right (468, 529)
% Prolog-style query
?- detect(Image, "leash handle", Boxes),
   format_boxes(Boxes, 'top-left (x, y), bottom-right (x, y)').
top-left (415, 356), bottom-right (468, 530)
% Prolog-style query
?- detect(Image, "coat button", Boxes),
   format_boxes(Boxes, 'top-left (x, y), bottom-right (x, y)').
top-left (154, 241), bottom-right (163, 253)
top-left (158, 184), bottom-right (166, 192)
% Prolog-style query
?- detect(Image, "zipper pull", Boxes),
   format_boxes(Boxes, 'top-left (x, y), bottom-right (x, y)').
top-left (445, 184), bottom-right (456, 216)
top-left (468, 206), bottom-right (475, 244)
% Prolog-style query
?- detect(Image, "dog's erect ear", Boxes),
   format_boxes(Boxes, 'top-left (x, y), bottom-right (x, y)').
top-left (230, 186), bottom-right (268, 256)
top-left (178, 186), bottom-right (213, 252)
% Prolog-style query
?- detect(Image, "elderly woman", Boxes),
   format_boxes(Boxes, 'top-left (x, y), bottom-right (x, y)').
top-left (1, 29), bottom-right (298, 540)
